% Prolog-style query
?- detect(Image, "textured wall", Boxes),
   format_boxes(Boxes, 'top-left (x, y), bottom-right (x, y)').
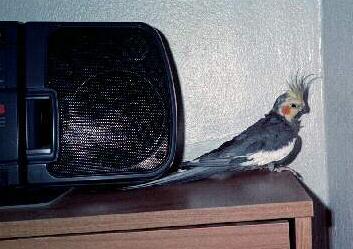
top-left (323, 0), bottom-right (353, 248)
top-left (0, 1), bottom-right (327, 202)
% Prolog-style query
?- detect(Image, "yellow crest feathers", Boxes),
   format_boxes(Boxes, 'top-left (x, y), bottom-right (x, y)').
top-left (286, 74), bottom-right (318, 102)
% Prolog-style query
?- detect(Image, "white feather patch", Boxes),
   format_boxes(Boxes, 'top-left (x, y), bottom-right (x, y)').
top-left (240, 139), bottom-right (296, 166)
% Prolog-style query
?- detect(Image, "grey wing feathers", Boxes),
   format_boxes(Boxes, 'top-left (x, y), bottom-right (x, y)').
top-left (196, 112), bottom-right (296, 164)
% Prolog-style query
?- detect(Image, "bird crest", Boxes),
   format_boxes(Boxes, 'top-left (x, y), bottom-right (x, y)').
top-left (286, 74), bottom-right (317, 103)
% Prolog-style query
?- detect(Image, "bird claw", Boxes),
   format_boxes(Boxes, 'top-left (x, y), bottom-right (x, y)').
top-left (267, 163), bottom-right (276, 172)
top-left (273, 166), bottom-right (303, 180)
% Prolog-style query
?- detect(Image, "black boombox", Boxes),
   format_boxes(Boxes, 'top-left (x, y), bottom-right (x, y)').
top-left (0, 22), bottom-right (177, 187)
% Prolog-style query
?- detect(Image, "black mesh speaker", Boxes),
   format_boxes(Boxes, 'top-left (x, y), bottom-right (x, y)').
top-left (38, 23), bottom-right (176, 182)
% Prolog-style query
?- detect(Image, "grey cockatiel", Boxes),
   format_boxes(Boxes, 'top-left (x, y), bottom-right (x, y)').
top-left (126, 74), bottom-right (316, 190)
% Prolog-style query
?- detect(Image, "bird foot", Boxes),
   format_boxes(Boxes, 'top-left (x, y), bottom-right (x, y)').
top-left (267, 163), bottom-right (276, 172)
top-left (273, 166), bottom-right (303, 180)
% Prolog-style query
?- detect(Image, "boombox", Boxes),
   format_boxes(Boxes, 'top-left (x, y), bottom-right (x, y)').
top-left (0, 22), bottom-right (177, 187)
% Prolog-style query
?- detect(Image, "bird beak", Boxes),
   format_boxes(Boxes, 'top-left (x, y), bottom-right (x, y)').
top-left (295, 104), bottom-right (310, 121)
top-left (302, 104), bottom-right (310, 114)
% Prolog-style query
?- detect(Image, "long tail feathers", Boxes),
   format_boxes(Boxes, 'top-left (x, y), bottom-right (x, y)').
top-left (122, 160), bottom-right (252, 190)
top-left (122, 167), bottom-right (218, 190)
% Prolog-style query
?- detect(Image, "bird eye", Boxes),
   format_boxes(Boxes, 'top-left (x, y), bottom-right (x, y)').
top-left (291, 103), bottom-right (297, 108)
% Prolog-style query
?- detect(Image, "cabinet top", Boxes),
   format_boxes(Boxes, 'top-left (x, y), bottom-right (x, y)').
top-left (0, 171), bottom-right (313, 239)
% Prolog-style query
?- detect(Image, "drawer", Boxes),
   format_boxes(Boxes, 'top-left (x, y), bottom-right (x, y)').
top-left (0, 221), bottom-right (289, 249)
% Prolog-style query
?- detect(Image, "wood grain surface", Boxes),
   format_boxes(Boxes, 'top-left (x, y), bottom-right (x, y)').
top-left (295, 217), bottom-right (312, 249)
top-left (0, 171), bottom-right (312, 221)
top-left (0, 172), bottom-right (313, 240)
top-left (0, 222), bottom-right (290, 249)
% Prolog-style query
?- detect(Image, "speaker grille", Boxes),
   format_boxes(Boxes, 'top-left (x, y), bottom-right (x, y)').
top-left (45, 26), bottom-right (173, 178)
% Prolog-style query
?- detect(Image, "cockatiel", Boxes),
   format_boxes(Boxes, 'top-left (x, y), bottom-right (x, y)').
top-left (126, 74), bottom-right (316, 189)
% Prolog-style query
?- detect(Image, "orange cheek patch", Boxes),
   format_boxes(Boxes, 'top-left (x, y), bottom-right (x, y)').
top-left (281, 105), bottom-right (291, 116)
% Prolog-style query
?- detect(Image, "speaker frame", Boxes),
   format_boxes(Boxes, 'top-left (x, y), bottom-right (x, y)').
top-left (23, 22), bottom-right (177, 186)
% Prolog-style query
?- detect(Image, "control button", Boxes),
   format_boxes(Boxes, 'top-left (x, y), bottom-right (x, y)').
top-left (0, 104), bottom-right (5, 116)
top-left (0, 30), bottom-right (5, 46)
top-left (0, 29), bottom-right (5, 41)
top-left (0, 49), bottom-right (4, 84)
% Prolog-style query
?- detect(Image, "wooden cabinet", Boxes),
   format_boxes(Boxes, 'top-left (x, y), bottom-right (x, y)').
top-left (0, 172), bottom-right (313, 249)
top-left (1, 222), bottom-right (290, 249)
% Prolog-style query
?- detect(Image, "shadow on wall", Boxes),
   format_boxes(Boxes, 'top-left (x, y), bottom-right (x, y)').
top-left (157, 28), bottom-right (331, 249)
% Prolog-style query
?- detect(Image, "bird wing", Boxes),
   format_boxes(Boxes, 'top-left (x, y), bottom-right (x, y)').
top-left (192, 112), bottom-right (297, 167)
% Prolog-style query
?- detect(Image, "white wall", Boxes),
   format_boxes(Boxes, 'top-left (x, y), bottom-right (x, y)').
top-left (0, 0), bottom-right (327, 204)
